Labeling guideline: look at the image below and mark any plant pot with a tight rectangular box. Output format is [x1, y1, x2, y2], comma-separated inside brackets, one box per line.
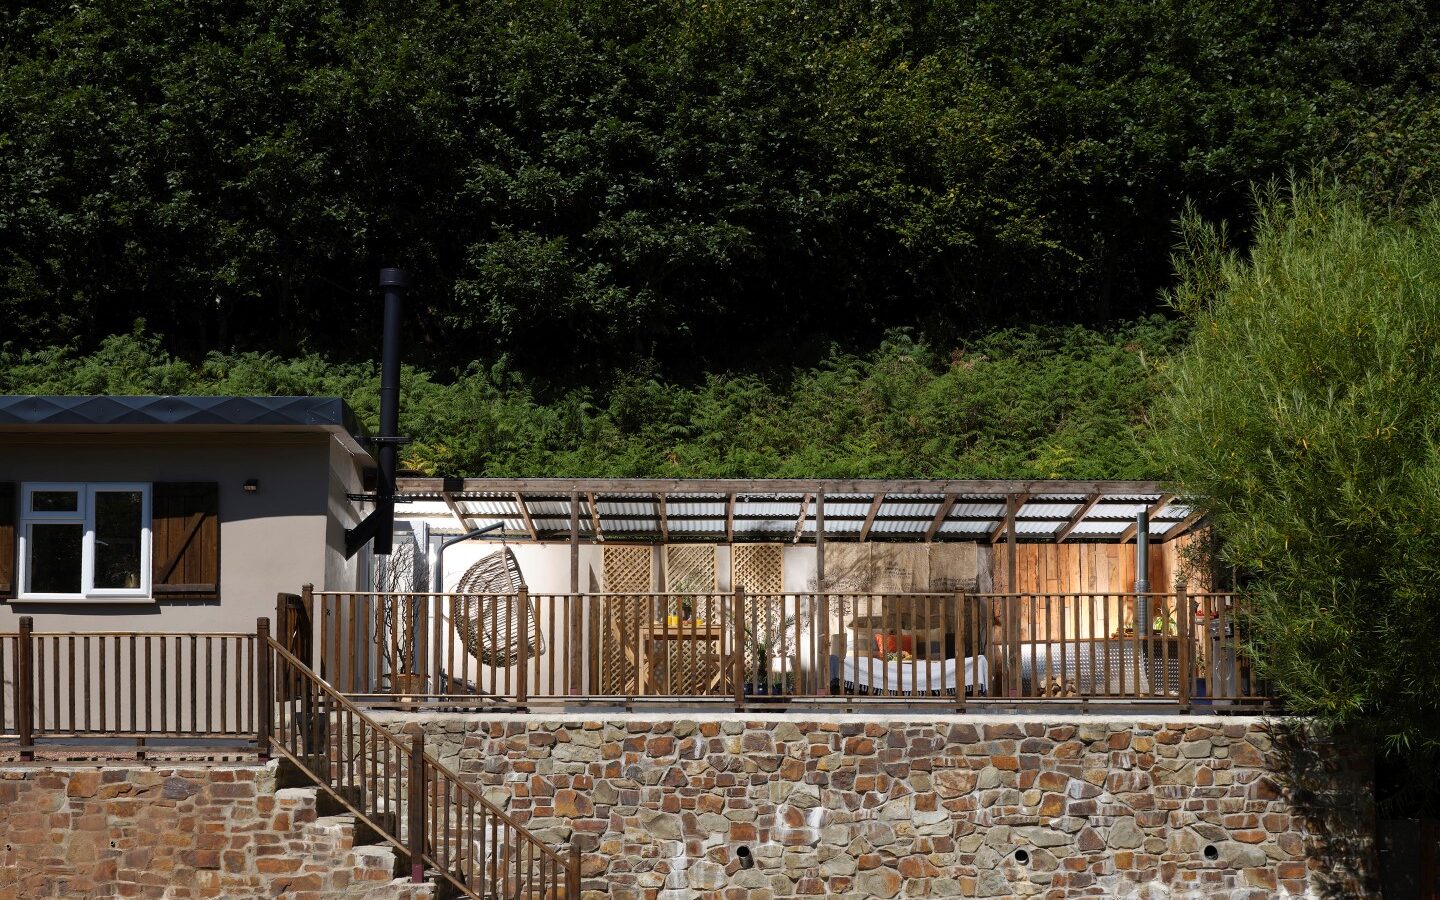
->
[1193, 677, 1211, 706]
[391, 673, 426, 710]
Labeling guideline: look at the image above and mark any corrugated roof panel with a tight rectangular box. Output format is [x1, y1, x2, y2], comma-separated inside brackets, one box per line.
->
[879, 501, 940, 518]
[521, 499, 572, 516]
[606, 518, 656, 531]
[735, 518, 795, 532]
[819, 502, 870, 517]
[670, 519, 722, 533]
[1150, 502, 1189, 521]
[597, 501, 654, 517]
[938, 521, 994, 535]
[872, 520, 927, 534]
[1016, 520, 1067, 535]
[1089, 502, 1149, 519]
[1072, 520, 1129, 535]
[952, 502, 1005, 518]
[462, 499, 517, 516]
[1022, 502, 1080, 519]
[822, 520, 861, 532]
[666, 501, 725, 516]
[735, 501, 802, 518]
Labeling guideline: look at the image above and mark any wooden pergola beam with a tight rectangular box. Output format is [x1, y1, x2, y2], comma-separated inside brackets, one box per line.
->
[398, 477, 1167, 496]
[440, 490, 473, 532]
[585, 492, 605, 542]
[1162, 508, 1206, 541]
[1055, 493, 1102, 544]
[654, 494, 669, 542]
[988, 492, 1031, 543]
[1119, 494, 1177, 543]
[725, 492, 736, 543]
[514, 492, 539, 541]
[924, 493, 959, 542]
[858, 493, 886, 542]
[793, 493, 812, 544]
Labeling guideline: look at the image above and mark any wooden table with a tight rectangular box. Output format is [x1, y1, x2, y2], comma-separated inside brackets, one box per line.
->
[636, 623, 728, 695]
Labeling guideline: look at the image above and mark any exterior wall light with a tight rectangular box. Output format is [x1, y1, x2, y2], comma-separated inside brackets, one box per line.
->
[243, 479, 259, 493]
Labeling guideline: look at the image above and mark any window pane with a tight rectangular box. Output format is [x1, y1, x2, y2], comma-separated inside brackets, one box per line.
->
[31, 490, 78, 512]
[95, 491, 144, 590]
[29, 523, 83, 593]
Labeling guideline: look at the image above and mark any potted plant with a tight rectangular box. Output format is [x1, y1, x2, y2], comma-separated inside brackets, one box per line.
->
[741, 613, 795, 698]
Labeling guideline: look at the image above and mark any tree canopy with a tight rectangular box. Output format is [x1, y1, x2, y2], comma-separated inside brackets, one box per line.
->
[1152, 185, 1440, 763]
[2, 1, 1436, 378]
[0, 317, 1181, 478]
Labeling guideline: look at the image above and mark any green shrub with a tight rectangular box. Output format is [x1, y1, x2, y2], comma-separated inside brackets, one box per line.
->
[1153, 184, 1440, 756]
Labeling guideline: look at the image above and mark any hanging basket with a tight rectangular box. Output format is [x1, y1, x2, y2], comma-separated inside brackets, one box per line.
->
[451, 547, 544, 668]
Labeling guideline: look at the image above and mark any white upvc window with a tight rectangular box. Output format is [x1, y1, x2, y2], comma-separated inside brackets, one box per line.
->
[17, 483, 152, 602]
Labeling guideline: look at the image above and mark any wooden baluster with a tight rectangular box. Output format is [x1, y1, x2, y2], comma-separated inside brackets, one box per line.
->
[16, 618, 33, 760]
[732, 588, 746, 712]
[408, 733, 425, 883]
[517, 587, 530, 710]
[258, 618, 273, 759]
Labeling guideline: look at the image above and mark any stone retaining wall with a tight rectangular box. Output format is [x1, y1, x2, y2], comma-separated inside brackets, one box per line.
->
[0, 763, 433, 899]
[381, 713, 1374, 899]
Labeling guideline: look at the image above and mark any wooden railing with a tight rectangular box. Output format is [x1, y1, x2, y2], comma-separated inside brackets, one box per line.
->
[310, 588, 1272, 710]
[2, 616, 258, 758]
[263, 633, 579, 898]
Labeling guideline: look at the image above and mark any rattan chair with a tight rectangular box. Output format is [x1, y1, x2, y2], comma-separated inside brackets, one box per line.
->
[450, 547, 544, 667]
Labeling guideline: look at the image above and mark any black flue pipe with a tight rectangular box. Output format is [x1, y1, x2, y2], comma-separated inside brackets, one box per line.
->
[1134, 508, 1150, 636]
[373, 268, 408, 556]
[344, 268, 410, 558]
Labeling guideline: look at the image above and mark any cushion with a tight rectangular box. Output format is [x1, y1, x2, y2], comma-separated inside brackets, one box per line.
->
[874, 632, 915, 655]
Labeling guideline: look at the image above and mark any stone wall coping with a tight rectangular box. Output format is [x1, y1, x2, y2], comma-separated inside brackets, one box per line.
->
[0, 761, 274, 774]
[364, 710, 1282, 726]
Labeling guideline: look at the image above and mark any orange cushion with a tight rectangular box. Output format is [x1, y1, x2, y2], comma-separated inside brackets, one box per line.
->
[873, 633, 915, 655]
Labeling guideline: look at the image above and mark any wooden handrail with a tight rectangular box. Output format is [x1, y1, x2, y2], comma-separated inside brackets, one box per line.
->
[264, 635, 577, 895]
[306, 589, 1273, 710]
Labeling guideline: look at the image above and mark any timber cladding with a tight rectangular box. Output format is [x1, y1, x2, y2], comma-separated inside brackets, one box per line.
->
[151, 482, 220, 599]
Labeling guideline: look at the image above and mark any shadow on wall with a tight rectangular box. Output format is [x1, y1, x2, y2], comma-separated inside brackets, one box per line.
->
[1269, 719, 1378, 898]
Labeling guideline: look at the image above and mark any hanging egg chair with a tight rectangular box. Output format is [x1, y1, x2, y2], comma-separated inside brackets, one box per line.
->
[451, 547, 544, 667]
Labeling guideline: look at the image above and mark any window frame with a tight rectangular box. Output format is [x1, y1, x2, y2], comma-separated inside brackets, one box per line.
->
[16, 482, 153, 603]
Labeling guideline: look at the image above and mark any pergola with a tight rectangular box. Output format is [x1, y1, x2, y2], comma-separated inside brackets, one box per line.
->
[395, 477, 1196, 543]
[392, 478, 1200, 592]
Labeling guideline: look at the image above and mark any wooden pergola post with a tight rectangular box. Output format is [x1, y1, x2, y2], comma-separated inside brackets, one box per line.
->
[569, 491, 581, 695]
[1006, 494, 1021, 697]
[815, 492, 827, 696]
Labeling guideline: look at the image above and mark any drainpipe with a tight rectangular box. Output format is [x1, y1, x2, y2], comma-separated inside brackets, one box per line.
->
[417, 523, 505, 674]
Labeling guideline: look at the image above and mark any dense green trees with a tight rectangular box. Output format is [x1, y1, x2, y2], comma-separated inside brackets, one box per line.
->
[1, 317, 1180, 478]
[1152, 186, 1440, 764]
[2, 2, 1436, 376]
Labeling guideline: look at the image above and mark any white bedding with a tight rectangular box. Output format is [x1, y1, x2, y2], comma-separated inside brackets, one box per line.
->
[840, 655, 988, 695]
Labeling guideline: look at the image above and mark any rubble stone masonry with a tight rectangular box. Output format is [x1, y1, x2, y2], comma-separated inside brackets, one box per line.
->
[381, 713, 1375, 899]
[0, 762, 433, 899]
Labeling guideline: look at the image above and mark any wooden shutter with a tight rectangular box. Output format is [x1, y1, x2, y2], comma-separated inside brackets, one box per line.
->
[0, 482, 14, 597]
[151, 483, 219, 599]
